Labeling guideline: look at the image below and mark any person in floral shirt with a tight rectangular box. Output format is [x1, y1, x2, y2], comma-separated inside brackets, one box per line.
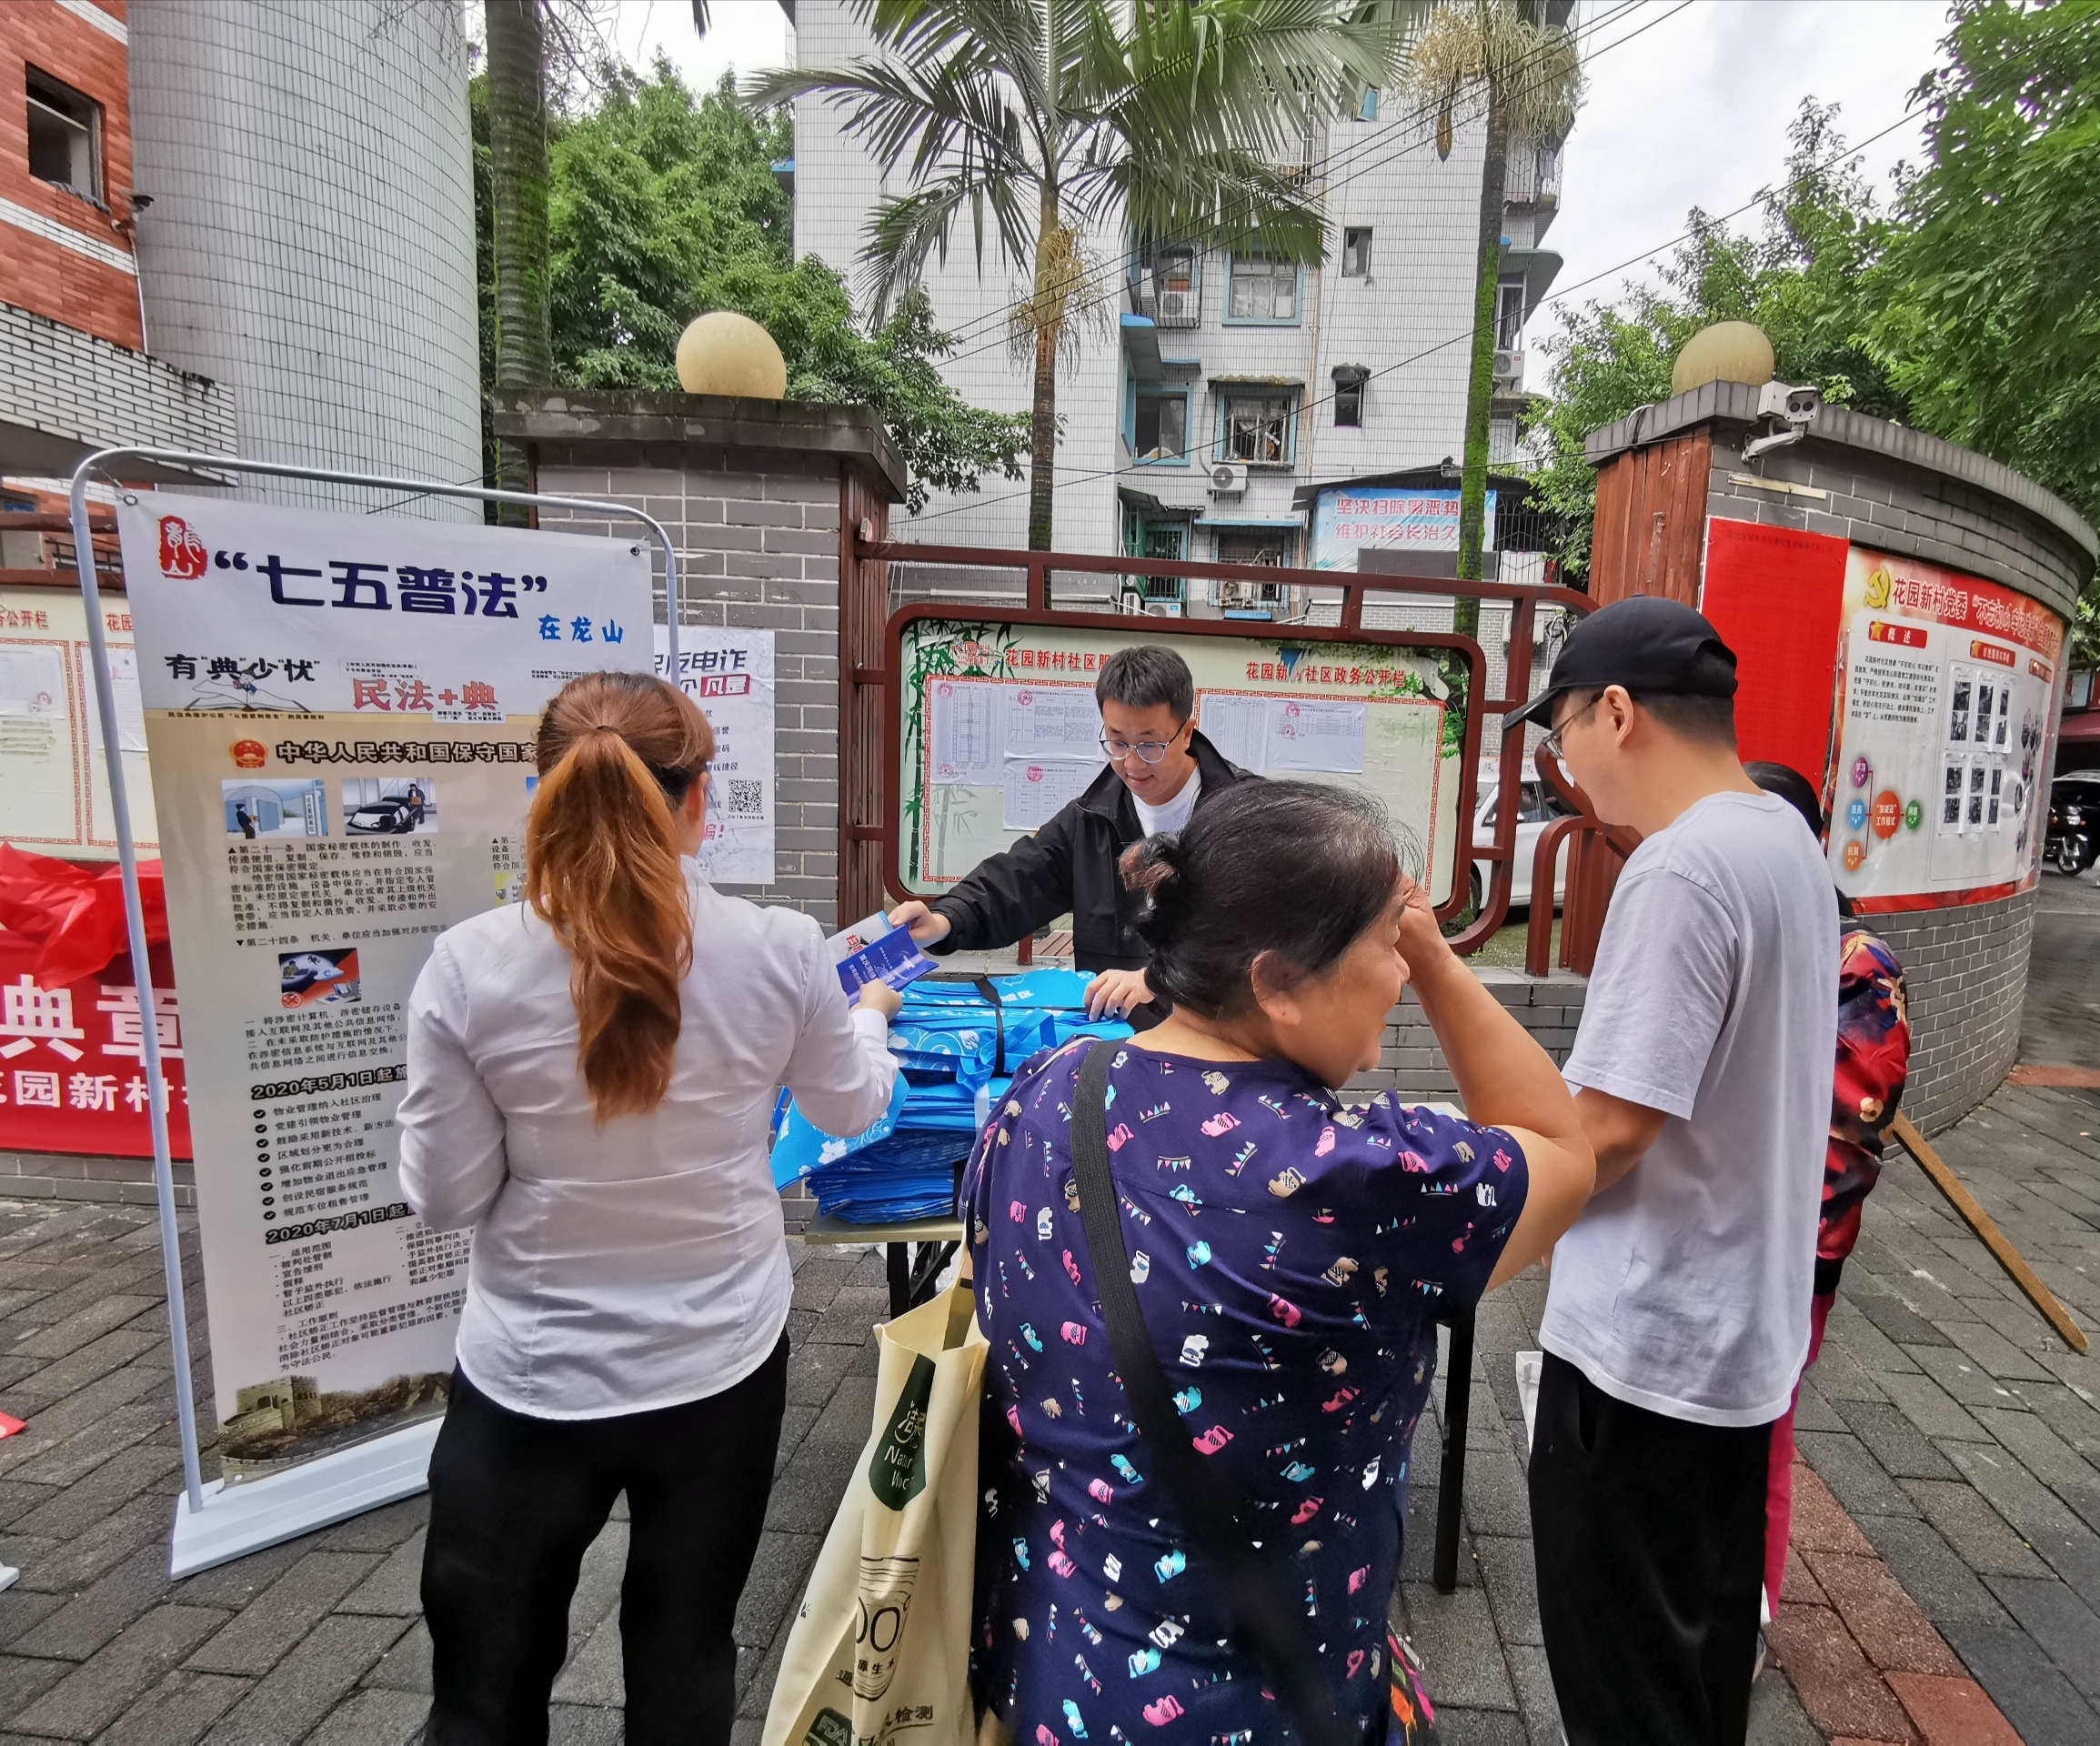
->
[961, 782, 1594, 1741]
[1748, 765, 1911, 1617]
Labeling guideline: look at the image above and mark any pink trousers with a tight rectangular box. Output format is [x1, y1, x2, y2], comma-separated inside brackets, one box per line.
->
[1764, 1289, 1836, 1610]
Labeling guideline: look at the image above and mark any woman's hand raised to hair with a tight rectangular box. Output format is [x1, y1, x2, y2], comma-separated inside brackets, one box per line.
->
[1392, 873, 1457, 988]
[857, 980, 903, 1022]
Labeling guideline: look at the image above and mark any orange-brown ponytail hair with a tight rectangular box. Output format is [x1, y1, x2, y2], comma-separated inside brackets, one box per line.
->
[525, 671, 713, 1121]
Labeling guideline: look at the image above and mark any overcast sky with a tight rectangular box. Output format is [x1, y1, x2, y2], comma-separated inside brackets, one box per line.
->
[599, 0, 1952, 356]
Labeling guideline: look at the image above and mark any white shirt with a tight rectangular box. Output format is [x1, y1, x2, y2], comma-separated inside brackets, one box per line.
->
[1542, 790, 1837, 1428]
[1132, 768, 1201, 837]
[398, 866, 897, 1420]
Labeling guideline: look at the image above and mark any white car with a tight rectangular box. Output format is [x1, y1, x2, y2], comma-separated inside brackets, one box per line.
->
[1469, 770, 1573, 914]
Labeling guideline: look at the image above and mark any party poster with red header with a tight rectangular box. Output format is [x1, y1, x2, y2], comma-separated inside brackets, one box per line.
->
[1826, 547, 2065, 910]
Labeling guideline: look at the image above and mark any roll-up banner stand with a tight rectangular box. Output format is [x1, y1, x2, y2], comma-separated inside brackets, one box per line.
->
[69, 450, 682, 1577]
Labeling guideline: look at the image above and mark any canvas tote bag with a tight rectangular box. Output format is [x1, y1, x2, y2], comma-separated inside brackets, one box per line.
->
[764, 1281, 987, 1746]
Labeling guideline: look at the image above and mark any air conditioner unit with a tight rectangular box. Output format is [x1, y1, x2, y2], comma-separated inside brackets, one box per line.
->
[1209, 462, 1248, 496]
[1157, 288, 1193, 322]
[1492, 348, 1522, 388]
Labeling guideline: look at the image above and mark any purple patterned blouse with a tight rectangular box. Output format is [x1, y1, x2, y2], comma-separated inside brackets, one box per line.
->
[961, 1037, 1530, 1741]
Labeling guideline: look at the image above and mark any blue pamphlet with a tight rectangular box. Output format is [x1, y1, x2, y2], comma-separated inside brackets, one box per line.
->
[829, 910, 938, 998]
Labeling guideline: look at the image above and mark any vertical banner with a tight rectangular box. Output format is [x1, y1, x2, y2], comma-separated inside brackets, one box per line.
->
[117, 496, 651, 1476]
[653, 625, 776, 887]
[1826, 546, 2065, 910]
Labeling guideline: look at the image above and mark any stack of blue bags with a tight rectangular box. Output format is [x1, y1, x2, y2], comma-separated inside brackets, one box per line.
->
[771, 968, 1134, 1223]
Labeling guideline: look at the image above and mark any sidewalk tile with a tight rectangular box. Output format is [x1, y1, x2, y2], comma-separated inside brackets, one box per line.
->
[183, 1550, 381, 1677]
[1875, 1370, 1991, 1444]
[1763, 1602, 1914, 1742]
[196, 1613, 407, 1745]
[1983, 1574, 2100, 1701]
[336, 1528, 427, 1618]
[1397, 1582, 1516, 1711]
[1789, 1464, 1877, 1558]
[1901, 1479, 2054, 1578]
[1795, 1432, 1916, 1519]
[15, 1605, 227, 1741]
[1800, 1552, 1964, 1676]
[298, 1685, 429, 1746]
[1472, 1535, 1542, 1648]
[1856, 1515, 2011, 1624]
[1884, 1672, 2021, 1746]
[96, 1669, 249, 1746]
[1938, 1621, 2100, 1746]
[1829, 1400, 1961, 1481]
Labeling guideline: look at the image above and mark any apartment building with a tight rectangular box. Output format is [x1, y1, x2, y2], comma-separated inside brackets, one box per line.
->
[1, 0, 481, 546]
[785, 0, 1567, 606]
[1, 0, 231, 557]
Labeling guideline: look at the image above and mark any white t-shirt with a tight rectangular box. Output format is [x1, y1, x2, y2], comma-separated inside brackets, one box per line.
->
[1542, 790, 1838, 1428]
[1132, 768, 1201, 837]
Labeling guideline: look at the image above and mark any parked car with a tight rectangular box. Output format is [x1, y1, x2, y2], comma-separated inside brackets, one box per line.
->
[2045, 771, 2100, 875]
[1469, 769, 1574, 914]
[346, 795, 423, 835]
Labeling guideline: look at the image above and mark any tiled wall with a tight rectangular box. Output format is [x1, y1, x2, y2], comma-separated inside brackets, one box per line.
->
[0, 296, 231, 458]
[532, 446, 847, 927]
[1353, 968, 1588, 1104]
[1874, 888, 2036, 1137]
[126, 0, 480, 517]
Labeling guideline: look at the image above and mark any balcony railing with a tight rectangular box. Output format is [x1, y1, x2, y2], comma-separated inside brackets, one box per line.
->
[1503, 144, 1562, 208]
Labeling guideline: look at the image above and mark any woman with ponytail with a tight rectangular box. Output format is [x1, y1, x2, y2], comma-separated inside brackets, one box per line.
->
[399, 671, 899, 1746]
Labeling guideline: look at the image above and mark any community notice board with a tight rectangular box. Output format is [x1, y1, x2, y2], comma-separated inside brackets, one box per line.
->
[117, 495, 651, 1476]
[898, 618, 1470, 907]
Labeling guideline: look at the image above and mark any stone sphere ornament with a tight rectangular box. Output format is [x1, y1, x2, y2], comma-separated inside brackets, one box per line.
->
[675, 311, 788, 399]
[1671, 321, 1776, 395]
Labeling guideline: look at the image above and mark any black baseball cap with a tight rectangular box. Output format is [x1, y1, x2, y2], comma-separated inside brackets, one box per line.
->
[1506, 594, 1739, 731]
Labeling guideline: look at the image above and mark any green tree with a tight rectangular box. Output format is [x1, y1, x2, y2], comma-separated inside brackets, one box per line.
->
[475, 62, 1030, 515]
[1400, 0, 1583, 621]
[759, 0, 1414, 548]
[1869, 0, 2100, 535]
[1523, 100, 1902, 580]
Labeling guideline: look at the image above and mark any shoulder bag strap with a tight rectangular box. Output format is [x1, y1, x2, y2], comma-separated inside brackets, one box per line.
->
[1069, 1040, 1351, 1746]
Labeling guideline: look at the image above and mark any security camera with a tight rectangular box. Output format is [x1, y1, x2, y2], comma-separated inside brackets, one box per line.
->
[1743, 380, 1822, 459]
[1756, 380, 1822, 427]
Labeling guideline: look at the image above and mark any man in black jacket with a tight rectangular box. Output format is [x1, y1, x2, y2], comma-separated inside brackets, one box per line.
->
[888, 646, 1256, 1021]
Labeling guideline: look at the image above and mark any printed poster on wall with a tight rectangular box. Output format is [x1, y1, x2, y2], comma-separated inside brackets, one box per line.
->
[653, 625, 775, 887]
[1827, 546, 2065, 911]
[116, 493, 651, 1474]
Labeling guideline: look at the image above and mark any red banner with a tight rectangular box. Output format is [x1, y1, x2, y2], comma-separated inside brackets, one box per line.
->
[0, 848, 188, 1159]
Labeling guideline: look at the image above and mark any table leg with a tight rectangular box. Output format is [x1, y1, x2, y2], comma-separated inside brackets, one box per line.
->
[886, 1242, 909, 1319]
[1432, 1303, 1475, 1594]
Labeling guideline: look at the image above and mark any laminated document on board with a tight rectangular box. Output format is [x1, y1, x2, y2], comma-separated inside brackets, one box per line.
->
[1004, 682, 1101, 759]
[1003, 756, 1100, 830]
[1263, 699, 1367, 773]
[927, 678, 1004, 786]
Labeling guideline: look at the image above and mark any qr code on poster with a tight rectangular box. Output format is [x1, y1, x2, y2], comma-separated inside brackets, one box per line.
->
[724, 779, 765, 819]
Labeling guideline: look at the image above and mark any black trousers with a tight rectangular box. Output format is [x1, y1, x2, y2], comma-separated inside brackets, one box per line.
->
[1528, 1351, 1773, 1746]
[421, 1335, 789, 1746]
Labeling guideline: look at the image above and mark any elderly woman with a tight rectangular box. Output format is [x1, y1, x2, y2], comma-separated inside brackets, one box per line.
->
[960, 780, 1593, 1741]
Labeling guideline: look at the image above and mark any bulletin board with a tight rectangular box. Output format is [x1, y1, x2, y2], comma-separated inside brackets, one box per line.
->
[0, 584, 157, 859]
[890, 613, 1476, 908]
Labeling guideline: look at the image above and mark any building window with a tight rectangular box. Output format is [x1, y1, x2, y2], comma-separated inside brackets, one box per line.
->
[1356, 87, 1380, 122]
[1495, 278, 1527, 351]
[1333, 379, 1364, 427]
[1130, 387, 1190, 464]
[1341, 228, 1372, 278]
[1134, 245, 1200, 326]
[1226, 256, 1299, 324]
[25, 69, 102, 204]
[1219, 390, 1296, 465]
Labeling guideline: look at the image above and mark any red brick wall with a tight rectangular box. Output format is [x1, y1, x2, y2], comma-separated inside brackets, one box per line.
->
[0, 1, 141, 350]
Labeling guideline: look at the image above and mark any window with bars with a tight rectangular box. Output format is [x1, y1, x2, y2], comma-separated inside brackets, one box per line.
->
[1219, 391, 1296, 465]
[1226, 256, 1299, 323]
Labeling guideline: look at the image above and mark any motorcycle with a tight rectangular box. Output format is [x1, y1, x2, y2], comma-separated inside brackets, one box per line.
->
[2045, 775, 2099, 875]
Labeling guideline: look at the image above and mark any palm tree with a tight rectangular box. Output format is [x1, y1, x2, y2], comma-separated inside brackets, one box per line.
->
[1403, 0, 1581, 617]
[759, 0, 1416, 549]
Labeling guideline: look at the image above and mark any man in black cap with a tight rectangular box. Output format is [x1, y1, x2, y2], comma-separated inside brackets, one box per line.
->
[1511, 596, 1838, 1744]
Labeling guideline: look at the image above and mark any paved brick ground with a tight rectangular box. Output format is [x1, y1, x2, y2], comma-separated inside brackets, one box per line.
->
[0, 873, 2088, 1742]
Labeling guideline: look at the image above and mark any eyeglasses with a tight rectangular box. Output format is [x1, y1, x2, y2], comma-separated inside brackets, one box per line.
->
[1100, 734, 1178, 765]
[1540, 695, 1603, 766]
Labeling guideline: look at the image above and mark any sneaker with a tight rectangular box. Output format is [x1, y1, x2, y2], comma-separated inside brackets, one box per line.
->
[1752, 1628, 1770, 1683]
